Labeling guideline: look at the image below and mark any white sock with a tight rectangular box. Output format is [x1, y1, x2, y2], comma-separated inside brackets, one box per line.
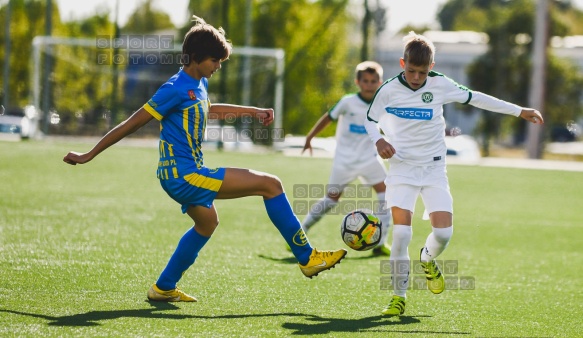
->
[390, 224, 412, 297]
[375, 191, 391, 247]
[301, 197, 338, 231]
[421, 226, 453, 262]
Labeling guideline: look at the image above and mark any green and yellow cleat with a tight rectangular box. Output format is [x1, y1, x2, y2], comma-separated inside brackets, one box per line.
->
[382, 295, 406, 316]
[371, 243, 391, 257]
[299, 248, 347, 278]
[420, 248, 445, 294]
[147, 284, 197, 302]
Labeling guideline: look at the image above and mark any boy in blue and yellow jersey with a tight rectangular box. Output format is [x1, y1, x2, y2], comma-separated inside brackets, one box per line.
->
[64, 15, 346, 302]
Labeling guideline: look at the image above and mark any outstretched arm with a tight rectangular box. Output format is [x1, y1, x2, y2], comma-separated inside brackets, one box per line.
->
[469, 91, 545, 124]
[209, 103, 274, 126]
[63, 108, 154, 165]
[302, 114, 333, 156]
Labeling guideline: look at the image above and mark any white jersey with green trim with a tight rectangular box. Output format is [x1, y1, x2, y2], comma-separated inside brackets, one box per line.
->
[329, 93, 379, 168]
[366, 71, 522, 165]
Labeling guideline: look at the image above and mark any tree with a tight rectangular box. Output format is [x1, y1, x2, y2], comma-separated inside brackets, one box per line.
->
[439, 0, 583, 154]
[52, 14, 116, 134]
[438, 0, 583, 34]
[122, 0, 175, 33]
[182, 0, 355, 136]
[0, 0, 59, 108]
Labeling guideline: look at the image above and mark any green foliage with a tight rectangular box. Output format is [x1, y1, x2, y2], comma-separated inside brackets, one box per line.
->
[183, 0, 356, 136]
[543, 55, 583, 125]
[255, 0, 354, 136]
[444, 0, 583, 150]
[50, 17, 117, 135]
[0, 0, 176, 133]
[0, 0, 59, 107]
[1, 140, 582, 336]
[438, 0, 576, 34]
[398, 24, 433, 35]
[122, 0, 175, 33]
[1, 0, 363, 137]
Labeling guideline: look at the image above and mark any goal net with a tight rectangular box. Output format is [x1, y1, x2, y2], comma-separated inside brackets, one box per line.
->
[31, 35, 284, 144]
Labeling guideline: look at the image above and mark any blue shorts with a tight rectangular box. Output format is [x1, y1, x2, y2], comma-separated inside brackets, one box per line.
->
[160, 167, 226, 213]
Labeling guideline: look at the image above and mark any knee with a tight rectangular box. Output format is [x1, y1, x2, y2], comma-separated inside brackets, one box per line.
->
[195, 219, 220, 237]
[433, 226, 453, 244]
[263, 173, 284, 197]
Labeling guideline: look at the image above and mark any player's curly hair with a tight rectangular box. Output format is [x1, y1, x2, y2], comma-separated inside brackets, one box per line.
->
[181, 15, 232, 65]
[402, 31, 435, 67]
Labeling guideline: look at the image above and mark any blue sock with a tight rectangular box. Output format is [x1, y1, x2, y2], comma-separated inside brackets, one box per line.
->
[156, 227, 210, 291]
[264, 193, 313, 265]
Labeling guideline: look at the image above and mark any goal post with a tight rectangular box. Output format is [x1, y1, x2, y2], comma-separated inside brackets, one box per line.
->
[31, 35, 285, 139]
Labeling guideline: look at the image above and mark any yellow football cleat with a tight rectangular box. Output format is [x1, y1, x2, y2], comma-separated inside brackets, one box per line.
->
[371, 243, 391, 257]
[147, 284, 197, 302]
[420, 248, 445, 294]
[299, 248, 347, 278]
[382, 295, 406, 316]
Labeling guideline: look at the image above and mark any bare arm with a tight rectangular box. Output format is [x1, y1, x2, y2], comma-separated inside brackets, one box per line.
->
[209, 103, 274, 126]
[302, 114, 333, 156]
[63, 108, 154, 165]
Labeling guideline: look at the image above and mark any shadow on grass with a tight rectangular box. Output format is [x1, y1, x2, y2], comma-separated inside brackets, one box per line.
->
[257, 254, 298, 264]
[0, 305, 470, 335]
[282, 314, 471, 335]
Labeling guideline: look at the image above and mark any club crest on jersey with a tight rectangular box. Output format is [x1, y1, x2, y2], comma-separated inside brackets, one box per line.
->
[188, 90, 197, 100]
[422, 92, 433, 103]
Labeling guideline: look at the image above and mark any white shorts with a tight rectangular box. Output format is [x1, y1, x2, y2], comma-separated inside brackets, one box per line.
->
[385, 160, 453, 214]
[327, 156, 387, 194]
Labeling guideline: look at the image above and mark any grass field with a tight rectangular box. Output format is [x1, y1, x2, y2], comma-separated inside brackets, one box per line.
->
[1, 139, 582, 337]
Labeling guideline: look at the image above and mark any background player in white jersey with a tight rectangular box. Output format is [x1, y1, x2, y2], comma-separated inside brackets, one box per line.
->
[301, 61, 391, 256]
[364, 32, 544, 316]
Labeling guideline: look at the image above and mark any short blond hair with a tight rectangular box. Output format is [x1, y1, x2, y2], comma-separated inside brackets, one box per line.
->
[355, 61, 383, 81]
[402, 31, 435, 66]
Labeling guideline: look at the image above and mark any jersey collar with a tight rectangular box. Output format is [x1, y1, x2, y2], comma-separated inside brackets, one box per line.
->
[357, 92, 372, 104]
[398, 71, 427, 92]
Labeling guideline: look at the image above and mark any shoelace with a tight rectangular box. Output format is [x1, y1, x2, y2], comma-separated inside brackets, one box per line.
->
[312, 249, 332, 258]
[423, 261, 438, 279]
[389, 297, 404, 308]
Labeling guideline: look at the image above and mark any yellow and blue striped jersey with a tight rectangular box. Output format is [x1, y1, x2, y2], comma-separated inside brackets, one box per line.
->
[143, 69, 210, 179]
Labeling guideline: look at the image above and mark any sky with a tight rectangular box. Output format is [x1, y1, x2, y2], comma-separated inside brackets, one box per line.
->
[54, 0, 583, 33]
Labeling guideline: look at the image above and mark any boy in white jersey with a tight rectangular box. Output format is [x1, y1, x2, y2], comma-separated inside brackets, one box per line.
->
[301, 61, 391, 256]
[364, 32, 544, 316]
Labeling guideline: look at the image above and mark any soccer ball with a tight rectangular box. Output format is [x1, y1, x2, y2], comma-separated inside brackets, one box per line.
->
[340, 209, 382, 251]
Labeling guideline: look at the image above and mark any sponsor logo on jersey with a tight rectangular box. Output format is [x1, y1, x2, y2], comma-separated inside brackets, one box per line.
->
[422, 92, 433, 103]
[385, 107, 433, 120]
[188, 89, 197, 100]
[349, 124, 367, 134]
[292, 228, 308, 246]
